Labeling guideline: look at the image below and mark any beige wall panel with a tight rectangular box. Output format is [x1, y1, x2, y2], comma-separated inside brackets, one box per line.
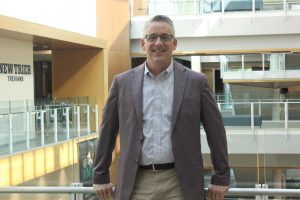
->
[52, 49, 106, 121]
[96, 0, 131, 88]
[202, 69, 214, 92]
[96, 0, 131, 184]
[23, 152, 35, 182]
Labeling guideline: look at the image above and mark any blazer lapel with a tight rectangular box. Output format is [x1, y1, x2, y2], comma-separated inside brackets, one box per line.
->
[132, 64, 145, 128]
[171, 61, 188, 133]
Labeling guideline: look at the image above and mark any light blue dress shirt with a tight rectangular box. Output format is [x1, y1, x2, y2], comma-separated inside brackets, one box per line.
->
[140, 61, 175, 165]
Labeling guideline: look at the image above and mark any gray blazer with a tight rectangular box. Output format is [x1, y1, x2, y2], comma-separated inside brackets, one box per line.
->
[93, 61, 230, 200]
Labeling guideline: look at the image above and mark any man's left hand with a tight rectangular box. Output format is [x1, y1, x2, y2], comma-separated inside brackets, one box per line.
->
[207, 184, 229, 200]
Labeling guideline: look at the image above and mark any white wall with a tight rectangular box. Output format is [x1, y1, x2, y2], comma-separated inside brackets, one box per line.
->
[201, 129, 300, 154]
[0, 0, 96, 36]
[0, 37, 34, 101]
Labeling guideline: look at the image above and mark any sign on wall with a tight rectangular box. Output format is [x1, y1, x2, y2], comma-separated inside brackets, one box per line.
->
[0, 63, 31, 81]
[0, 37, 34, 101]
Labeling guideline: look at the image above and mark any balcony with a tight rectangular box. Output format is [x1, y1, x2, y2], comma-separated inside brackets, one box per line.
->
[0, 97, 99, 156]
[131, 0, 300, 16]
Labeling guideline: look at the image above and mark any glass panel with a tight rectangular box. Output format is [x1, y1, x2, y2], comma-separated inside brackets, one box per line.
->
[12, 112, 27, 153]
[44, 109, 55, 145]
[227, 55, 243, 72]
[0, 101, 10, 114]
[285, 52, 300, 70]
[201, 0, 222, 13]
[0, 98, 97, 155]
[79, 105, 89, 137]
[29, 111, 42, 148]
[263, 54, 271, 71]
[262, 128, 300, 193]
[57, 107, 69, 141]
[0, 114, 10, 156]
[70, 106, 79, 139]
[10, 100, 27, 113]
[173, 0, 201, 15]
[261, 0, 284, 11]
[90, 105, 97, 133]
[230, 167, 259, 188]
[286, 102, 300, 129]
[287, 0, 300, 10]
[244, 54, 263, 71]
[224, 0, 258, 12]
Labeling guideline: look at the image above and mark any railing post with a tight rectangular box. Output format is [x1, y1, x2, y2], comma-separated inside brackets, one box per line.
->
[262, 184, 269, 200]
[36, 110, 45, 146]
[242, 54, 245, 71]
[26, 111, 30, 149]
[259, 101, 262, 116]
[94, 105, 99, 133]
[85, 105, 90, 134]
[251, 103, 255, 139]
[40, 111, 45, 145]
[262, 54, 265, 72]
[9, 114, 13, 154]
[76, 106, 80, 137]
[285, 101, 288, 139]
[255, 184, 261, 200]
[51, 109, 58, 142]
[70, 183, 83, 200]
[63, 107, 70, 140]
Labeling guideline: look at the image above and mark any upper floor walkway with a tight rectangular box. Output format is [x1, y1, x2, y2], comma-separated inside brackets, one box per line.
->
[130, 0, 300, 56]
[131, 0, 300, 16]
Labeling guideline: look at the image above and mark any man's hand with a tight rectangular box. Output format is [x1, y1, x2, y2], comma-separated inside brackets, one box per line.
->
[93, 183, 115, 200]
[207, 184, 229, 200]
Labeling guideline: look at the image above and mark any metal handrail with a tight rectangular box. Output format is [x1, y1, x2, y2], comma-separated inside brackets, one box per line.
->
[0, 187, 300, 196]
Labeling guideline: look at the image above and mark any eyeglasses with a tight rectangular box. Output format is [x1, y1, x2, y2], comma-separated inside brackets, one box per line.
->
[144, 34, 174, 42]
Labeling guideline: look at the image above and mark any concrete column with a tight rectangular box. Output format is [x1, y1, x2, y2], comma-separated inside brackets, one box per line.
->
[191, 56, 201, 73]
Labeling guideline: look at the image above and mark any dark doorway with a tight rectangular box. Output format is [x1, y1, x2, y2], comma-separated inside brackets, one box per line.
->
[34, 61, 52, 104]
[215, 70, 224, 95]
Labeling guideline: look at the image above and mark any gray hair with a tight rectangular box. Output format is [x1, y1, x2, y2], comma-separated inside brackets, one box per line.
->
[143, 15, 175, 37]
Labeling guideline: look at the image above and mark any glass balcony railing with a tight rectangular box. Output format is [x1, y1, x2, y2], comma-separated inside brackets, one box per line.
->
[215, 100, 300, 129]
[219, 52, 300, 79]
[0, 99, 99, 157]
[131, 0, 300, 16]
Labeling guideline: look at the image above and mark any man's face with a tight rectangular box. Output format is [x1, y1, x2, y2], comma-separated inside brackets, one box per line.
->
[140, 22, 177, 68]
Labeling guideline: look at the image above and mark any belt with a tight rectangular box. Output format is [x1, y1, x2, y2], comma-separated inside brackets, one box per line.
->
[139, 163, 175, 171]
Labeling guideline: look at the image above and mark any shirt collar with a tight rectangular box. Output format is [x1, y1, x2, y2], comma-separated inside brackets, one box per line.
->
[144, 60, 174, 79]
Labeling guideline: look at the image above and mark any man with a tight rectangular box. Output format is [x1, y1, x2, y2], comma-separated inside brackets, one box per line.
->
[93, 15, 230, 200]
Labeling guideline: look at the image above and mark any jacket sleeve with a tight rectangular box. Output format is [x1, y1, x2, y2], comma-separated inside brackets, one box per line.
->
[93, 77, 119, 184]
[200, 75, 230, 186]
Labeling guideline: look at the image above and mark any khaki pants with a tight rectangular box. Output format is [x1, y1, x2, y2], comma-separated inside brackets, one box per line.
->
[130, 168, 185, 200]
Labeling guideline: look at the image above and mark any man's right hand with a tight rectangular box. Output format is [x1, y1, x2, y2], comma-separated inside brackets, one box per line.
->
[93, 183, 115, 200]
